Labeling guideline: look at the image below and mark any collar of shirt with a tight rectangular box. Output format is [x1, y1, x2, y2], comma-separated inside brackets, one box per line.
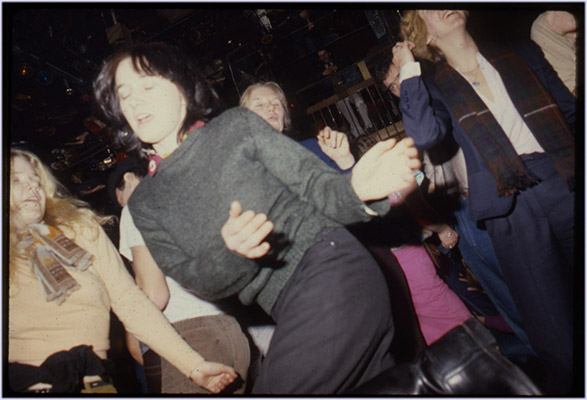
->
[148, 120, 206, 176]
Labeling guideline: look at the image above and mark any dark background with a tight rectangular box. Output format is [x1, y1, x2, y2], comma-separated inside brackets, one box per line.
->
[4, 3, 583, 393]
[5, 4, 582, 217]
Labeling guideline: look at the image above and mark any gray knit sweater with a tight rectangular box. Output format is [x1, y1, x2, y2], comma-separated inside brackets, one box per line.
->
[129, 107, 390, 314]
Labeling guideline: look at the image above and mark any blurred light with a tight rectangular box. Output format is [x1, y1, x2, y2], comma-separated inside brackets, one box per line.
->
[18, 63, 31, 77]
[64, 79, 73, 96]
[15, 93, 32, 101]
[82, 94, 91, 102]
[37, 70, 53, 85]
[227, 40, 232, 44]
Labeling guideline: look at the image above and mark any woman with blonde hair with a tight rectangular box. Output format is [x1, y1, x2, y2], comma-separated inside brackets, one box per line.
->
[8, 148, 237, 394]
[392, 9, 575, 395]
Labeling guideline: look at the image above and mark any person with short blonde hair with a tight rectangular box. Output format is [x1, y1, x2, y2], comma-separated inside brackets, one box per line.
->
[239, 81, 291, 132]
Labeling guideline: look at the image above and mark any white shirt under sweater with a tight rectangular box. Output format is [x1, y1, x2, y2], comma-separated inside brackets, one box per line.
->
[119, 205, 274, 355]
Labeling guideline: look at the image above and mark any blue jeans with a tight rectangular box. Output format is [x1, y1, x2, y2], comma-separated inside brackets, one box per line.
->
[453, 197, 535, 358]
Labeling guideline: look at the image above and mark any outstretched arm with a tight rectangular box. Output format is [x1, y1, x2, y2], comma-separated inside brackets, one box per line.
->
[91, 224, 238, 392]
[190, 362, 239, 394]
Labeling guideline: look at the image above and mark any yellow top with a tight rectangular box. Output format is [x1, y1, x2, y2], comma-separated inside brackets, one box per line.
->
[8, 221, 204, 377]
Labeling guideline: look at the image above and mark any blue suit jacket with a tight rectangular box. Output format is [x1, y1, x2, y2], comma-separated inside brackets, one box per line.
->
[400, 41, 575, 221]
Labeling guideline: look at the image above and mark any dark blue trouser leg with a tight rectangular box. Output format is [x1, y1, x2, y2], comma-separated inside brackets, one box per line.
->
[454, 197, 535, 357]
[485, 153, 574, 394]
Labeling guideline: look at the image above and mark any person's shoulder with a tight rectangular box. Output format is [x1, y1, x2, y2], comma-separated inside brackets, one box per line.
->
[214, 106, 253, 122]
[204, 107, 262, 132]
[531, 11, 549, 33]
[299, 137, 318, 148]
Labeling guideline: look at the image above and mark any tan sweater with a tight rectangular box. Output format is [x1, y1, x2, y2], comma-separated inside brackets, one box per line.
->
[8, 222, 204, 378]
[531, 12, 576, 93]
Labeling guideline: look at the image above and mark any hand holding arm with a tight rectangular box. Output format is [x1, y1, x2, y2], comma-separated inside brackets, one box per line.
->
[351, 137, 421, 202]
[190, 361, 238, 394]
[221, 201, 274, 259]
[317, 127, 356, 170]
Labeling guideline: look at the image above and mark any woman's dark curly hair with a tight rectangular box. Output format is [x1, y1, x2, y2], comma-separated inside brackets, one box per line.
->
[93, 42, 222, 155]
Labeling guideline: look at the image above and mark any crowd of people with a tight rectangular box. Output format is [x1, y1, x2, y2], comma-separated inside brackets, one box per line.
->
[8, 8, 576, 396]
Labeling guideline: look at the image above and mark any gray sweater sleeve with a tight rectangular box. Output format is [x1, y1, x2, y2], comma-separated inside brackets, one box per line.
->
[237, 108, 391, 221]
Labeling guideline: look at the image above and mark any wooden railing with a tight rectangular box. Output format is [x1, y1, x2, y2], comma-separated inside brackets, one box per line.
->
[304, 61, 406, 144]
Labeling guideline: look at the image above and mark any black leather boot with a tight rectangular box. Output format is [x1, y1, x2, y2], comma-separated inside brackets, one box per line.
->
[351, 318, 542, 395]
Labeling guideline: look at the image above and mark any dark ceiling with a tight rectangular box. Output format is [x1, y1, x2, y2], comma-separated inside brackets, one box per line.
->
[7, 6, 363, 146]
[5, 4, 583, 215]
[7, 5, 381, 214]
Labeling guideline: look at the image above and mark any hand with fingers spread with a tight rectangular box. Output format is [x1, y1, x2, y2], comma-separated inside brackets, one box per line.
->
[392, 40, 416, 68]
[351, 137, 421, 202]
[221, 201, 274, 259]
[190, 361, 238, 394]
[317, 127, 356, 170]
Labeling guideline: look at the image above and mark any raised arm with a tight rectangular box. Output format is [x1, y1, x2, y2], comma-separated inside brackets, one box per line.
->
[316, 127, 356, 170]
[393, 40, 454, 149]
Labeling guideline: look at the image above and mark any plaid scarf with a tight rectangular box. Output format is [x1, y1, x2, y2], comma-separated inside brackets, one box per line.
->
[20, 224, 94, 305]
[432, 43, 575, 197]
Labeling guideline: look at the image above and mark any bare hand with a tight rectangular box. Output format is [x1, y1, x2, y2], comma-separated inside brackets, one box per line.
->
[351, 137, 421, 202]
[221, 201, 274, 259]
[438, 226, 459, 249]
[190, 361, 238, 394]
[317, 127, 355, 170]
[392, 40, 416, 68]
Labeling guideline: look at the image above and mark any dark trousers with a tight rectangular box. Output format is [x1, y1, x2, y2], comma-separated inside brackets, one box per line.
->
[454, 196, 534, 358]
[252, 227, 395, 394]
[484, 153, 575, 394]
